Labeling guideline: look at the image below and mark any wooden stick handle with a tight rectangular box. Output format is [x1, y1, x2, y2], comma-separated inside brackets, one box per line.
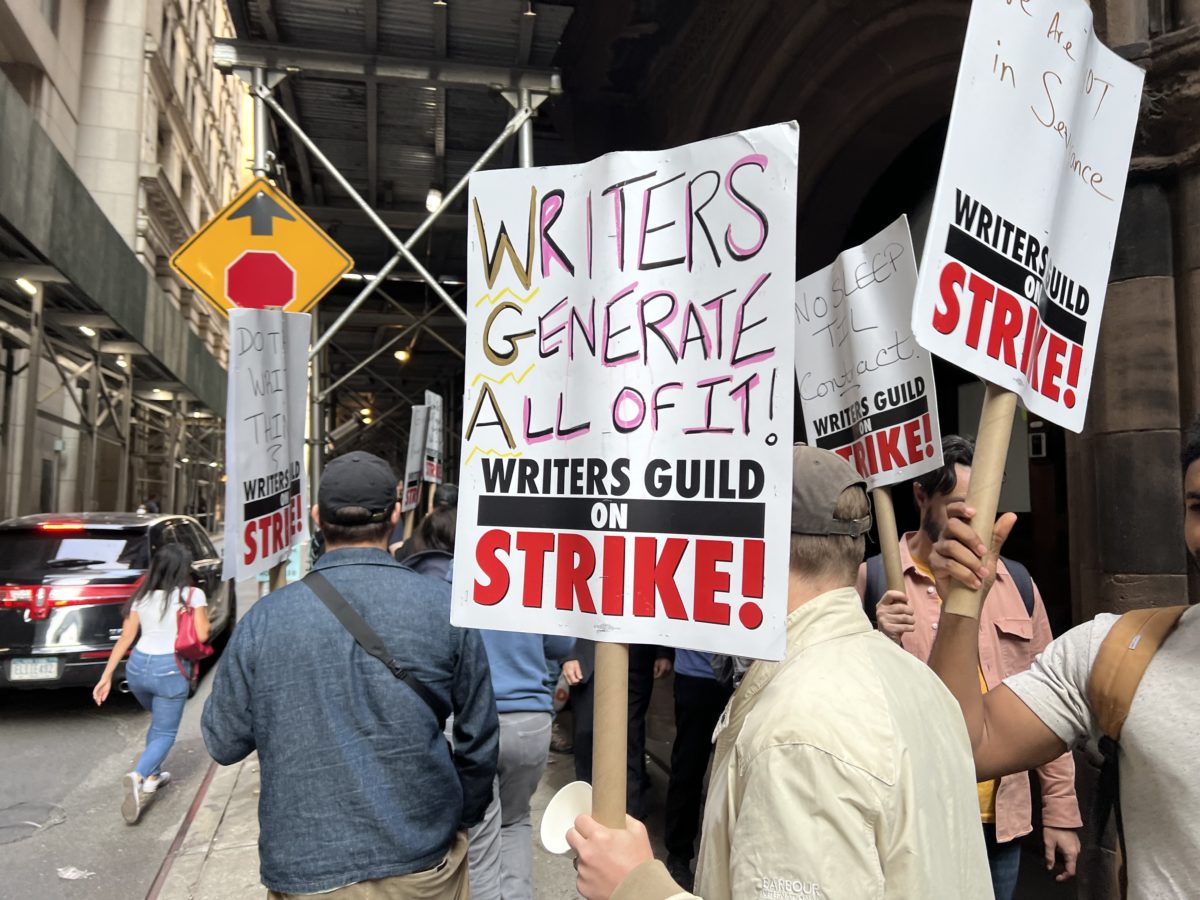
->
[942, 383, 1018, 618]
[591, 642, 629, 828]
[268, 560, 287, 591]
[402, 508, 416, 540]
[871, 486, 906, 593]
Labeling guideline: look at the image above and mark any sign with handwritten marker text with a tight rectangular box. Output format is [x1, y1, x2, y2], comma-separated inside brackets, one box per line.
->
[454, 123, 799, 661]
[795, 216, 942, 489]
[912, 0, 1142, 432]
[402, 405, 429, 512]
[222, 309, 309, 581]
[424, 391, 444, 484]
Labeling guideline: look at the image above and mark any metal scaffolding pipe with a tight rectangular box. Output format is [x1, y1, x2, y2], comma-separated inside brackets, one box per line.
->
[252, 68, 268, 177]
[17, 285, 44, 515]
[256, 87, 469, 333]
[518, 88, 534, 168]
[216, 39, 563, 94]
[317, 306, 439, 402]
[259, 93, 534, 359]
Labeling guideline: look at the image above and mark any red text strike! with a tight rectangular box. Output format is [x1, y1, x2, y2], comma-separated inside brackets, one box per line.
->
[935, 262, 1084, 408]
[473, 530, 766, 630]
[835, 413, 935, 478]
[243, 495, 304, 565]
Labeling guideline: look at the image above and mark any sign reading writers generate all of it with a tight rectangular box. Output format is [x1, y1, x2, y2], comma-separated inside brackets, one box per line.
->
[453, 123, 799, 661]
[912, 0, 1142, 432]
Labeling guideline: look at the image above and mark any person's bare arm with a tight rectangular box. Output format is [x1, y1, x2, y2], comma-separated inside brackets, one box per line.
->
[927, 506, 1068, 781]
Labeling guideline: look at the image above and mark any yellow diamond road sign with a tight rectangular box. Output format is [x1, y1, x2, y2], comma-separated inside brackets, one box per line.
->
[170, 177, 353, 317]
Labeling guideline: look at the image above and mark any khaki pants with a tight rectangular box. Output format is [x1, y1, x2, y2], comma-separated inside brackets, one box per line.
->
[268, 833, 469, 900]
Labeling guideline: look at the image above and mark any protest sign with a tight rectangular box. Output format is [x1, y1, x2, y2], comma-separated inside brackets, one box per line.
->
[795, 216, 942, 489]
[912, 0, 1142, 433]
[222, 309, 309, 581]
[453, 122, 799, 662]
[423, 390, 444, 484]
[401, 405, 429, 513]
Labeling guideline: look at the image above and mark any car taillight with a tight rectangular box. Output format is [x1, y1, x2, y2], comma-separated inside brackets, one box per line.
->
[0, 579, 143, 619]
[37, 521, 85, 531]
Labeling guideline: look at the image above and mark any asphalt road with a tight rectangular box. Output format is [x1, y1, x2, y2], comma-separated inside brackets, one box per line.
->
[0, 577, 260, 900]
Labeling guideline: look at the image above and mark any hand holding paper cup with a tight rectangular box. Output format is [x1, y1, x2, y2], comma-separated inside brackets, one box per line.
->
[541, 780, 593, 854]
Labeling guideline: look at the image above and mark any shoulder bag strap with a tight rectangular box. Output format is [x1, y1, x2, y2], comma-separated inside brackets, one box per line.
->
[1000, 557, 1035, 618]
[303, 571, 448, 727]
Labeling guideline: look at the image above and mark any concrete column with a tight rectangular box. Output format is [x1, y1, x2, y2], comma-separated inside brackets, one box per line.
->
[17, 285, 44, 516]
[1068, 182, 1189, 619]
[1176, 169, 1200, 602]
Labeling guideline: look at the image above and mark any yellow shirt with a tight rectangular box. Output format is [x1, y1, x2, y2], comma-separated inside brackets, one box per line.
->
[912, 560, 998, 823]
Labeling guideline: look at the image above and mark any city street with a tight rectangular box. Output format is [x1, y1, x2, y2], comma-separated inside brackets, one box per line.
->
[0, 577, 258, 900]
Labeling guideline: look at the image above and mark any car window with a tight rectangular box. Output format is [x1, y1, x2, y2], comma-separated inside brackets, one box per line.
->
[0, 529, 150, 574]
[180, 522, 213, 560]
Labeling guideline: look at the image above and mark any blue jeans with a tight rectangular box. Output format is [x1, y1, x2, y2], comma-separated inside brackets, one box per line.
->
[125, 650, 189, 778]
[982, 823, 1022, 900]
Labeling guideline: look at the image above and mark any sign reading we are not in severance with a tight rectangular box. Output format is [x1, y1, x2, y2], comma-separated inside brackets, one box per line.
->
[454, 124, 799, 660]
[913, 0, 1142, 431]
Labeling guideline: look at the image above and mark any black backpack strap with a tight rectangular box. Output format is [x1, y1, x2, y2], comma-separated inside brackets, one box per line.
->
[863, 554, 886, 625]
[1001, 557, 1035, 618]
[303, 571, 448, 727]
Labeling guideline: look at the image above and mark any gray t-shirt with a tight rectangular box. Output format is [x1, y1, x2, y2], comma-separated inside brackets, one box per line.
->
[1004, 607, 1198, 900]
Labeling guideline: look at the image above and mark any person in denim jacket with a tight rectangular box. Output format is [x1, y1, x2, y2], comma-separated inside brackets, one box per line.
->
[202, 452, 498, 898]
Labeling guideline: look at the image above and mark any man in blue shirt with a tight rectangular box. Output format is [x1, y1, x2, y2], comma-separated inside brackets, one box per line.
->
[202, 452, 498, 897]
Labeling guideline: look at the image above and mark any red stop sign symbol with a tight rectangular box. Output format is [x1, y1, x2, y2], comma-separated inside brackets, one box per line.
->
[224, 251, 296, 309]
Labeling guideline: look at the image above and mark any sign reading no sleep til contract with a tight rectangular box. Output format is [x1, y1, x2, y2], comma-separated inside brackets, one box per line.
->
[453, 123, 799, 661]
[912, 0, 1142, 432]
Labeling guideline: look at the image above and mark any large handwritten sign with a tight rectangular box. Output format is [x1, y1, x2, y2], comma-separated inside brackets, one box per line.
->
[222, 309, 309, 581]
[912, 0, 1142, 431]
[795, 216, 942, 489]
[453, 124, 799, 660]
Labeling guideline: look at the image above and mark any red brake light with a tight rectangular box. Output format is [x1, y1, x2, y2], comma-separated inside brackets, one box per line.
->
[38, 521, 85, 532]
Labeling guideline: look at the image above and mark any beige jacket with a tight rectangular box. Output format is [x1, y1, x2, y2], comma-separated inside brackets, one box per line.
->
[614, 587, 992, 900]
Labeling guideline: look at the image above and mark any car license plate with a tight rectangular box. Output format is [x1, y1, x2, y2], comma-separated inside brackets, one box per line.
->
[9, 657, 60, 681]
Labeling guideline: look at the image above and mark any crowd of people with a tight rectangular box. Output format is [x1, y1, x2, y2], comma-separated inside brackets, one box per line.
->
[184, 412, 1199, 899]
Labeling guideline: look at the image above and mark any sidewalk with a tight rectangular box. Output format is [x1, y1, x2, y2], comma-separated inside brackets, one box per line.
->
[156, 748, 670, 900]
[156, 680, 677, 900]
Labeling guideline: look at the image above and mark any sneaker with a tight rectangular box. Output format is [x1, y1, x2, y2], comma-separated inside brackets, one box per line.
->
[143, 772, 171, 793]
[121, 773, 143, 824]
[666, 855, 694, 892]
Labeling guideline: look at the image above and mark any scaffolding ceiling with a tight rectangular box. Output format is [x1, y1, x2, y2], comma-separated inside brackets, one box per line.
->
[223, 0, 577, 459]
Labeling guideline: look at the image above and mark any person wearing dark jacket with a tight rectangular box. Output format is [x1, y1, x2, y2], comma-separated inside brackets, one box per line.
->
[202, 452, 498, 898]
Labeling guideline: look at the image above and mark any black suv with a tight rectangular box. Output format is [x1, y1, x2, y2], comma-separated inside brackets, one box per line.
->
[0, 513, 235, 690]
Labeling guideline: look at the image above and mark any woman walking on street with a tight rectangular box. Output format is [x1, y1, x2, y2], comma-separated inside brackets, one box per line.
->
[93, 543, 209, 824]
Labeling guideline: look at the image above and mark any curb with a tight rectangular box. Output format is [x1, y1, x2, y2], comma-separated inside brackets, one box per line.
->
[144, 760, 219, 900]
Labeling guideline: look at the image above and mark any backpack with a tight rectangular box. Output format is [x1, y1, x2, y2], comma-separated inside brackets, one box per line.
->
[862, 553, 1035, 624]
[1084, 605, 1187, 897]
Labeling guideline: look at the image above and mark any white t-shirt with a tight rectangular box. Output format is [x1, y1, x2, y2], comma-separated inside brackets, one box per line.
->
[134, 587, 207, 655]
[1005, 607, 1199, 900]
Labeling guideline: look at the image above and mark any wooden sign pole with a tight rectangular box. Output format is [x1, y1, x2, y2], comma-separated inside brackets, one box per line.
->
[268, 560, 287, 591]
[942, 382, 1018, 618]
[870, 486, 906, 592]
[427, 483, 438, 515]
[591, 641, 629, 828]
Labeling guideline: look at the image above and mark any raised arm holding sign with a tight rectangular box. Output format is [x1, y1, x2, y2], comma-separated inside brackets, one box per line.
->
[911, 0, 1143, 619]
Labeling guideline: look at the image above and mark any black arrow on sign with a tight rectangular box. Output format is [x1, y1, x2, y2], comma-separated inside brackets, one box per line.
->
[228, 190, 296, 236]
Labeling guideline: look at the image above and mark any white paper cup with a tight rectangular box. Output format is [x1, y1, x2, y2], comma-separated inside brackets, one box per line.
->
[540, 780, 593, 854]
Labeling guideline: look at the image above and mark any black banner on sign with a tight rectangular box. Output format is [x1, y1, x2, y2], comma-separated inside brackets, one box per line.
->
[945, 226, 1037, 299]
[244, 477, 303, 521]
[477, 495, 765, 539]
[813, 395, 931, 451]
[1037, 290, 1087, 345]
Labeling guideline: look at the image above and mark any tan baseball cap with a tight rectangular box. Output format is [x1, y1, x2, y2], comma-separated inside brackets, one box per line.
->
[791, 444, 872, 537]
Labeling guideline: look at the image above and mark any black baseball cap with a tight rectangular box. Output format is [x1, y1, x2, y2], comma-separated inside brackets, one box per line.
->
[791, 444, 872, 537]
[319, 451, 398, 525]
